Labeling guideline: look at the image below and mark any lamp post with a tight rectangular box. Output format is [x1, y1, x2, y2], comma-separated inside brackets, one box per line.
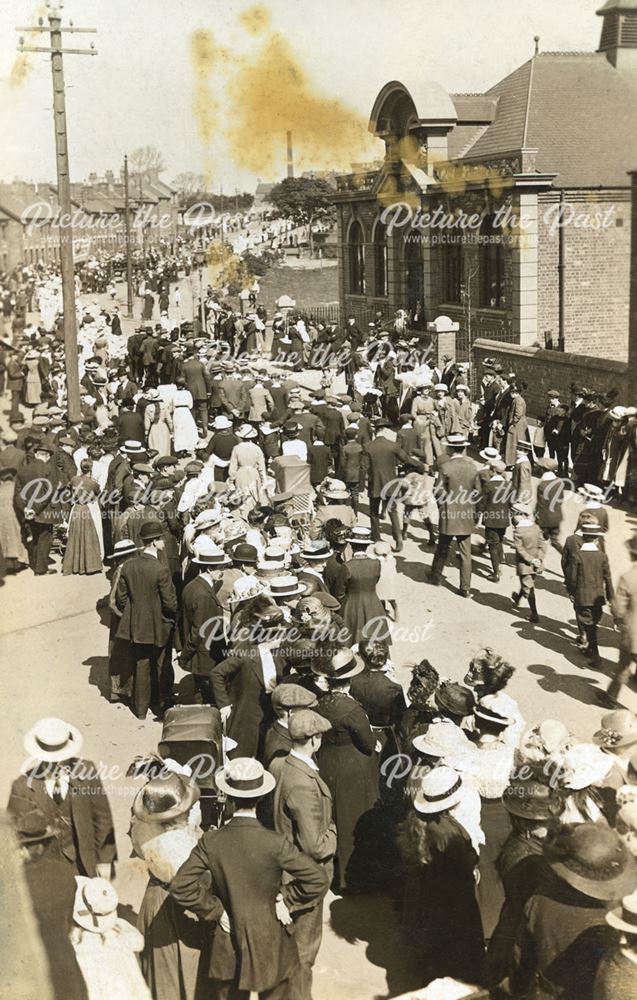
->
[194, 248, 206, 335]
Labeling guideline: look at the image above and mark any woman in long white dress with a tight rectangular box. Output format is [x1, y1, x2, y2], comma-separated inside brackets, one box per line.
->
[168, 384, 198, 455]
[145, 393, 173, 457]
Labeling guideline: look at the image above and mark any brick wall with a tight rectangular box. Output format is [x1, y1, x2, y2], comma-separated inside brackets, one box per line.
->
[472, 337, 629, 419]
[537, 190, 631, 359]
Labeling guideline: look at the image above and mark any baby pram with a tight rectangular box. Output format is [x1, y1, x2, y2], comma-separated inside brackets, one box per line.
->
[158, 705, 226, 829]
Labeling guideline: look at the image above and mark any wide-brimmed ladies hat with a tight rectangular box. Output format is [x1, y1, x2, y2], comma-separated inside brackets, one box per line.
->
[193, 508, 223, 532]
[73, 877, 119, 933]
[215, 757, 275, 798]
[213, 415, 233, 430]
[319, 477, 350, 501]
[435, 681, 475, 719]
[106, 539, 138, 561]
[236, 423, 257, 440]
[24, 717, 83, 763]
[412, 720, 470, 759]
[269, 574, 307, 598]
[547, 823, 636, 901]
[503, 778, 563, 821]
[260, 422, 278, 436]
[132, 771, 200, 822]
[607, 889, 637, 934]
[474, 692, 514, 728]
[231, 576, 270, 604]
[413, 766, 463, 814]
[594, 710, 637, 749]
[315, 648, 364, 680]
[192, 536, 231, 567]
[433, 383, 449, 394]
[559, 743, 613, 790]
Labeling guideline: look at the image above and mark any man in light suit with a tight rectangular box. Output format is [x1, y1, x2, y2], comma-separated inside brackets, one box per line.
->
[269, 709, 336, 1000]
[430, 433, 482, 596]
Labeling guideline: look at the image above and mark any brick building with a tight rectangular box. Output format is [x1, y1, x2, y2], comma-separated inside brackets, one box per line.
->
[333, 0, 637, 361]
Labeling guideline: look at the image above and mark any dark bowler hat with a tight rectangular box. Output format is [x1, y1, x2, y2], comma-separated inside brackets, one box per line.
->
[502, 779, 563, 821]
[230, 542, 258, 565]
[139, 520, 163, 543]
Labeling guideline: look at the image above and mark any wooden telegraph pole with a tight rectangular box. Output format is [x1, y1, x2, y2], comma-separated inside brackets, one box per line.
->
[124, 155, 134, 317]
[17, 1, 97, 424]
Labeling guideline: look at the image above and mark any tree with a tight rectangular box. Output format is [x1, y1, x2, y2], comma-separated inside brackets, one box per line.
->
[129, 146, 166, 183]
[268, 176, 335, 256]
[172, 172, 206, 196]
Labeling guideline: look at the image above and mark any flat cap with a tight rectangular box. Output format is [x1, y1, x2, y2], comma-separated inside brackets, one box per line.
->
[288, 709, 332, 740]
[271, 684, 317, 710]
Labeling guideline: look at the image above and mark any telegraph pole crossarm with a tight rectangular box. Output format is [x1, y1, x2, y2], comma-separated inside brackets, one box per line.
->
[15, 3, 97, 424]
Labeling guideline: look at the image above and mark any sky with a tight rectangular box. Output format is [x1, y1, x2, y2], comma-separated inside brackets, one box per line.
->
[0, 0, 602, 192]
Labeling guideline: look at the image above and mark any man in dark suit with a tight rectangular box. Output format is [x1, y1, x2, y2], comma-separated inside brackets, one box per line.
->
[182, 350, 210, 435]
[7, 717, 116, 878]
[170, 757, 328, 1000]
[321, 397, 346, 460]
[13, 436, 68, 575]
[180, 539, 228, 703]
[362, 420, 425, 551]
[263, 683, 318, 767]
[211, 612, 288, 758]
[430, 434, 482, 596]
[127, 328, 145, 383]
[116, 397, 145, 444]
[116, 519, 177, 718]
[269, 710, 335, 1000]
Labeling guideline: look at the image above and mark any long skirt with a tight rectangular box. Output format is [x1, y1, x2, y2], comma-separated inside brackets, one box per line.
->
[173, 409, 198, 453]
[62, 501, 104, 575]
[477, 797, 509, 940]
[148, 419, 172, 458]
[138, 881, 205, 1000]
[317, 742, 378, 891]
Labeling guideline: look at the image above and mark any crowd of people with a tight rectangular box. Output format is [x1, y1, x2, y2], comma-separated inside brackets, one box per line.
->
[2, 251, 637, 1000]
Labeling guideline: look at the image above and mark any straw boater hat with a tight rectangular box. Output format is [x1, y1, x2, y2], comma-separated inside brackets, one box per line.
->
[547, 823, 636, 901]
[479, 447, 501, 463]
[578, 483, 605, 501]
[594, 710, 637, 749]
[319, 477, 350, 501]
[236, 423, 258, 440]
[192, 536, 231, 567]
[269, 574, 307, 598]
[474, 692, 514, 728]
[413, 766, 464, 814]
[24, 717, 83, 763]
[132, 771, 199, 822]
[216, 757, 275, 798]
[121, 439, 146, 455]
[348, 526, 373, 547]
[300, 540, 333, 561]
[607, 889, 637, 934]
[446, 433, 469, 449]
[213, 415, 233, 431]
[73, 877, 119, 934]
[106, 539, 138, 561]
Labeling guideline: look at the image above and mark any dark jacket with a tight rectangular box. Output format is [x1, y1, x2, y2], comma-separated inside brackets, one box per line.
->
[435, 453, 481, 537]
[535, 476, 566, 529]
[117, 408, 145, 444]
[170, 816, 328, 992]
[363, 436, 424, 499]
[339, 441, 364, 485]
[211, 647, 285, 758]
[270, 753, 337, 866]
[350, 669, 406, 728]
[479, 475, 512, 528]
[115, 551, 177, 646]
[181, 575, 226, 676]
[565, 546, 614, 608]
[182, 358, 209, 401]
[510, 875, 618, 1000]
[13, 458, 68, 524]
[8, 763, 116, 877]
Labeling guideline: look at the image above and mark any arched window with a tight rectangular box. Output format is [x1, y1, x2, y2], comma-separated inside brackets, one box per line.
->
[441, 239, 462, 304]
[373, 219, 388, 297]
[348, 219, 366, 295]
[480, 214, 505, 308]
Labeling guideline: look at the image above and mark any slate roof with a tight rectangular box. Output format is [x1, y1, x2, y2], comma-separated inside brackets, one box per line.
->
[456, 52, 637, 187]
